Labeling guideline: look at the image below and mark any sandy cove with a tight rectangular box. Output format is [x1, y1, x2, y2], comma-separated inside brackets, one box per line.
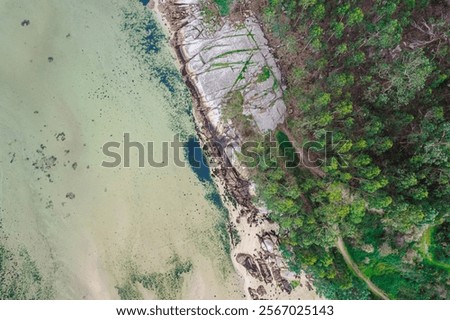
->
[148, 0, 321, 300]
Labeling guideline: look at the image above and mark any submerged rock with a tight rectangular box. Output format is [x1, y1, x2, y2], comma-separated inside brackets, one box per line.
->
[65, 192, 75, 200]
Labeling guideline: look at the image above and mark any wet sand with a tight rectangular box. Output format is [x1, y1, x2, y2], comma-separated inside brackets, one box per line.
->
[0, 0, 243, 299]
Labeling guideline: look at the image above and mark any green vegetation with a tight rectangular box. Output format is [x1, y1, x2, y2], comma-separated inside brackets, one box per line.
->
[233, 54, 254, 87]
[214, 0, 233, 16]
[420, 221, 450, 272]
[222, 90, 244, 121]
[431, 222, 450, 267]
[258, 66, 272, 82]
[200, 0, 221, 28]
[245, 0, 449, 299]
[222, 90, 255, 136]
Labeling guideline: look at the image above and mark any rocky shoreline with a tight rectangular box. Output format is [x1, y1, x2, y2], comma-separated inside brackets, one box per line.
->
[149, 0, 320, 300]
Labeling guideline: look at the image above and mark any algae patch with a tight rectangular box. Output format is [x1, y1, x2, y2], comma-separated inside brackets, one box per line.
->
[117, 255, 193, 300]
[0, 223, 53, 299]
[120, 1, 194, 139]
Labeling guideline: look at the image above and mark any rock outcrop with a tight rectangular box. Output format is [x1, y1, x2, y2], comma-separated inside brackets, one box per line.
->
[159, 0, 286, 175]
[178, 13, 286, 132]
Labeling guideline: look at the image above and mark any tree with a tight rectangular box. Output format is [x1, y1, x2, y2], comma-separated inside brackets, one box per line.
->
[366, 50, 433, 106]
[384, 202, 425, 233]
[347, 8, 364, 27]
[331, 21, 345, 39]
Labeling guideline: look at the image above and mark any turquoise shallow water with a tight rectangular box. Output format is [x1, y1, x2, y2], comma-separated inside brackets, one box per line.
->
[0, 0, 242, 299]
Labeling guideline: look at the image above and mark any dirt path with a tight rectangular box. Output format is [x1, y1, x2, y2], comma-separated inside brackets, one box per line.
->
[336, 237, 390, 300]
[280, 125, 326, 178]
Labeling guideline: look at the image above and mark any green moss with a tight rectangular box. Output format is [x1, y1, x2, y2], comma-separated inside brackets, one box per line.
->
[222, 91, 244, 121]
[258, 66, 272, 82]
[213, 48, 256, 61]
[233, 54, 254, 87]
